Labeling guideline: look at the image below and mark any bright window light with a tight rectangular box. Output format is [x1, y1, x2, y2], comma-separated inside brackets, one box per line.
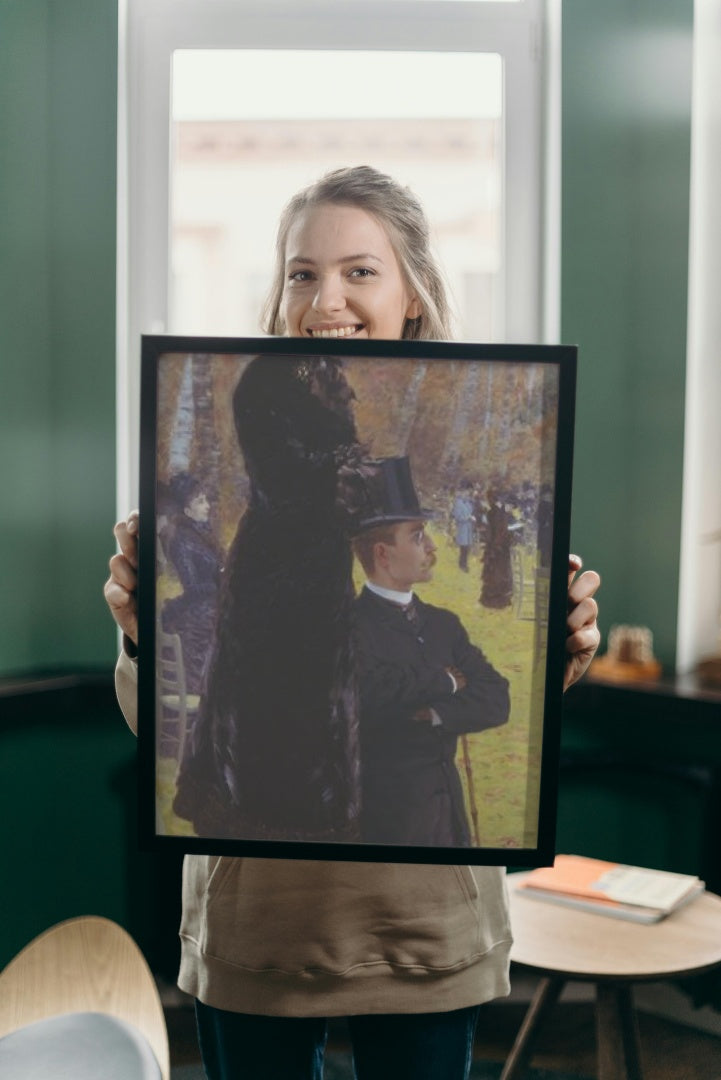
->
[173, 50, 502, 120]
[170, 50, 503, 341]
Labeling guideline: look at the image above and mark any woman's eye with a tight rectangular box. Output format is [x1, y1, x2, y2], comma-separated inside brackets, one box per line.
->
[288, 269, 313, 283]
[349, 267, 375, 279]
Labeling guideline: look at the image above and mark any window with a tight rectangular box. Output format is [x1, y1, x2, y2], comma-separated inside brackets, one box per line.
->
[118, 0, 557, 509]
[169, 49, 503, 340]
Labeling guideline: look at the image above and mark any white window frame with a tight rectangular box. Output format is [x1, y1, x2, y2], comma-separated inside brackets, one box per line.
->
[117, 0, 558, 511]
[676, 0, 721, 674]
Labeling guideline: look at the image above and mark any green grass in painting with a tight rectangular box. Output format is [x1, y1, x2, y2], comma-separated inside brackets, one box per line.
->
[157, 526, 546, 849]
[157, 756, 195, 836]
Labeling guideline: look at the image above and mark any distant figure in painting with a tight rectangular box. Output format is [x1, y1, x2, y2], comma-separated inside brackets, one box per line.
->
[160, 472, 224, 695]
[537, 483, 554, 569]
[172, 353, 365, 843]
[479, 489, 514, 609]
[352, 457, 510, 847]
[451, 480, 476, 572]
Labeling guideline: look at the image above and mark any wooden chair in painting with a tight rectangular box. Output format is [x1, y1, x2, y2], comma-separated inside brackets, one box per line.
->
[511, 545, 537, 620]
[156, 630, 200, 761]
[533, 566, 551, 665]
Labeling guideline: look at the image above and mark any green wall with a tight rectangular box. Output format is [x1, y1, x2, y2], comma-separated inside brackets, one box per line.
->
[0, 683, 183, 975]
[0, 0, 118, 675]
[563, 0, 693, 669]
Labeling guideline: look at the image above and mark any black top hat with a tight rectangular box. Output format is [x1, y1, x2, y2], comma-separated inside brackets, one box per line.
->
[354, 456, 432, 532]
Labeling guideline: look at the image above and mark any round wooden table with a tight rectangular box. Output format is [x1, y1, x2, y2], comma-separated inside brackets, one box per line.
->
[502, 873, 721, 1080]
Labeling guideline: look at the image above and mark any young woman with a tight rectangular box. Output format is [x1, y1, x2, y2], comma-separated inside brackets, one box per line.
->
[105, 166, 600, 1080]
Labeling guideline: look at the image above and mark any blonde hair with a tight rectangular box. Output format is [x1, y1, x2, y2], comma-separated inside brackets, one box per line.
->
[262, 166, 453, 341]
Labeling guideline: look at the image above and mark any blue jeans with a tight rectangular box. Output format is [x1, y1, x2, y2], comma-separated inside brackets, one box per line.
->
[195, 1000, 481, 1080]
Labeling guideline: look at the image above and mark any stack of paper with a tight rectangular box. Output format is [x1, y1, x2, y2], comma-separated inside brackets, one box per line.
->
[516, 855, 705, 923]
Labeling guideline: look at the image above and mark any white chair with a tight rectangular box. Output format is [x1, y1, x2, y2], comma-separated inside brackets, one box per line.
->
[157, 631, 200, 761]
[511, 545, 537, 620]
[534, 567, 551, 666]
[0, 916, 169, 1079]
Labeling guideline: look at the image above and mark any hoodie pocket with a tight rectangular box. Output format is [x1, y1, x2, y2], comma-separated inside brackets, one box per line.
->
[184, 856, 509, 976]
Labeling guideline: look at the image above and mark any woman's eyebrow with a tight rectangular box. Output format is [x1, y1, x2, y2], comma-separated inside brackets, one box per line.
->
[339, 253, 384, 265]
[286, 253, 384, 266]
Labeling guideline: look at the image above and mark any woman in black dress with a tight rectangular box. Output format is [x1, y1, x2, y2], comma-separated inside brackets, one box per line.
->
[173, 352, 367, 842]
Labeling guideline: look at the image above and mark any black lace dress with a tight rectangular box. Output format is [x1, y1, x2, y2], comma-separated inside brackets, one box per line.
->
[173, 354, 365, 843]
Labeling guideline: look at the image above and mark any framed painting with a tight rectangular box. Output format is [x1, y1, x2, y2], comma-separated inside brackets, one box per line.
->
[137, 336, 577, 865]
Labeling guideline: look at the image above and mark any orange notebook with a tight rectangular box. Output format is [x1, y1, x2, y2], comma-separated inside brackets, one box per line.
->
[516, 855, 704, 923]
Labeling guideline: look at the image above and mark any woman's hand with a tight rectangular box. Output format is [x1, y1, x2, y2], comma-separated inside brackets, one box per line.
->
[104, 510, 139, 646]
[564, 554, 601, 691]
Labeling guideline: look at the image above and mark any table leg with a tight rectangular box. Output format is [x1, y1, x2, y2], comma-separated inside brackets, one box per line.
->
[596, 982, 643, 1080]
[499, 976, 565, 1080]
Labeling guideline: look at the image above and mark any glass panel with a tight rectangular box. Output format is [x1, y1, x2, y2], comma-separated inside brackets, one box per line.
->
[170, 49, 503, 341]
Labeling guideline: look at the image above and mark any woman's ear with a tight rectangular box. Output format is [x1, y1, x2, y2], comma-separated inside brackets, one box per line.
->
[406, 296, 423, 320]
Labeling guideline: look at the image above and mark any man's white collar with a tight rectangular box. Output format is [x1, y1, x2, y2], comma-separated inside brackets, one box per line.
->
[365, 581, 414, 606]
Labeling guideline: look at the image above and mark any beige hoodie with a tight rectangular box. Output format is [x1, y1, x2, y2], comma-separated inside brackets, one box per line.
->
[117, 651, 512, 1016]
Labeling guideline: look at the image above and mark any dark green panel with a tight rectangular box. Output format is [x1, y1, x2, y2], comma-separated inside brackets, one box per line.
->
[0, 686, 133, 967]
[559, 682, 721, 890]
[0, 682, 184, 977]
[0, 2, 55, 671]
[0, 0, 118, 674]
[562, 0, 693, 669]
[556, 769, 708, 877]
[47, 0, 118, 667]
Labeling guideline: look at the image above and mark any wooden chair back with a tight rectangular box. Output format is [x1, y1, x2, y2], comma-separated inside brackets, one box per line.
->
[0, 916, 169, 1080]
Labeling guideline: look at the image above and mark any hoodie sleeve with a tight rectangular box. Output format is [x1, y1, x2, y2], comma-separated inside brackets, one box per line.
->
[115, 648, 139, 736]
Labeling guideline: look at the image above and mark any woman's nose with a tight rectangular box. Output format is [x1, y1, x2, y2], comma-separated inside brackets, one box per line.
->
[312, 274, 345, 314]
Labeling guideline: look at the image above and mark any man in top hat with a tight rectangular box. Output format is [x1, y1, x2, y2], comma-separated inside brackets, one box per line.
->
[451, 479, 476, 571]
[351, 457, 510, 848]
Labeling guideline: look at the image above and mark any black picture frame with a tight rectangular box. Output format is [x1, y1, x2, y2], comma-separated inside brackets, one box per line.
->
[138, 335, 576, 866]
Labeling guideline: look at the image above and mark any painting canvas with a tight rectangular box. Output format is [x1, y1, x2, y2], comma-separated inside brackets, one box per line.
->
[138, 336, 576, 865]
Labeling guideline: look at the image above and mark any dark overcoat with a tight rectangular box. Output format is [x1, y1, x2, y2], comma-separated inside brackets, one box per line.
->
[480, 503, 513, 609]
[353, 587, 510, 848]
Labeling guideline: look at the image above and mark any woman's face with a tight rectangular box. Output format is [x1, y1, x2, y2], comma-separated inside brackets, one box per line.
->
[185, 491, 210, 523]
[281, 203, 421, 341]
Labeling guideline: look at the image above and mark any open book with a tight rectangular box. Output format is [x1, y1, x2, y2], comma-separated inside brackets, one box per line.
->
[515, 854, 705, 923]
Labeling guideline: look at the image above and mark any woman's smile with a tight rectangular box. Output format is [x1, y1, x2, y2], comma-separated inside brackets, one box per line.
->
[306, 323, 365, 339]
